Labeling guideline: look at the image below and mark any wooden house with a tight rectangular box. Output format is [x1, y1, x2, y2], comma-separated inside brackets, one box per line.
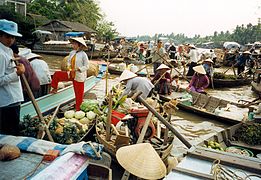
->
[36, 20, 96, 41]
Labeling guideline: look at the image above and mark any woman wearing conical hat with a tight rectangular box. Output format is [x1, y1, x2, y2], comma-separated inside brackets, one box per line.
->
[186, 65, 209, 94]
[50, 37, 89, 110]
[119, 70, 154, 99]
[151, 64, 172, 95]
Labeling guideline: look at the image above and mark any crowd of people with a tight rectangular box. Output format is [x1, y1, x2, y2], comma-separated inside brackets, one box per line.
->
[1, 19, 260, 137]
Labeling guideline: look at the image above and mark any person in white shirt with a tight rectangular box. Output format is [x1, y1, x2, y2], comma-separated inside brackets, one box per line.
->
[0, 19, 25, 135]
[186, 44, 199, 76]
[50, 37, 89, 111]
[152, 40, 168, 74]
[119, 70, 154, 99]
[26, 53, 51, 97]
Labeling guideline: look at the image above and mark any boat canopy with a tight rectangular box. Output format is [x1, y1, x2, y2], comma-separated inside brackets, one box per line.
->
[223, 42, 240, 49]
[32, 30, 52, 35]
[64, 32, 85, 37]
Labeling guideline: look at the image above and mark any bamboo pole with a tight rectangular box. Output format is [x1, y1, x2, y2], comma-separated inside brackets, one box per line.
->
[105, 93, 112, 141]
[105, 50, 110, 96]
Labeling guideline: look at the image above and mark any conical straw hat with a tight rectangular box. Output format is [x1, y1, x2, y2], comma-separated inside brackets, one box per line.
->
[116, 143, 166, 179]
[119, 70, 137, 81]
[204, 58, 213, 63]
[69, 37, 87, 47]
[243, 51, 251, 55]
[193, 65, 206, 74]
[25, 53, 42, 60]
[156, 64, 170, 71]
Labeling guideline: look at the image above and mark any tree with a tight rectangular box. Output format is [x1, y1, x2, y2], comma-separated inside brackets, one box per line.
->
[0, 5, 35, 42]
[96, 20, 118, 42]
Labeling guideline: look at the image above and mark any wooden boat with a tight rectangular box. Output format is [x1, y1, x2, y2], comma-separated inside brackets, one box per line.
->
[33, 49, 118, 59]
[211, 77, 251, 88]
[108, 64, 152, 77]
[251, 81, 261, 95]
[160, 90, 249, 125]
[20, 64, 107, 120]
[185, 75, 252, 88]
[95, 120, 173, 165]
[165, 122, 261, 179]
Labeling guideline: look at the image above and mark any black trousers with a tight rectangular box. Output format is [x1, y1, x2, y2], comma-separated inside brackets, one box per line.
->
[237, 66, 245, 76]
[0, 104, 20, 135]
[187, 62, 198, 76]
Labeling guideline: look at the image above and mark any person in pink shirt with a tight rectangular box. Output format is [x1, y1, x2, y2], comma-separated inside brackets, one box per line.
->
[187, 65, 209, 94]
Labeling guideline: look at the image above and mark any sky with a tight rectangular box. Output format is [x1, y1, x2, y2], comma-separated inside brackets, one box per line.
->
[99, 0, 261, 37]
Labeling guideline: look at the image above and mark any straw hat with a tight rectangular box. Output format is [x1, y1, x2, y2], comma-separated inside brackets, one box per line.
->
[25, 53, 42, 60]
[119, 69, 137, 81]
[252, 50, 259, 56]
[204, 58, 213, 63]
[243, 51, 251, 55]
[156, 64, 170, 71]
[193, 65, 206, 74]
[116, 143, 166, 179]
[189, 44, 196, 49]
[69, 37, 87, 47]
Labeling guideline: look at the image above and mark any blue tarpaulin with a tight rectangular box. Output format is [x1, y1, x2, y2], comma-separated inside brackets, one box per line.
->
[64, 32, 85, 37]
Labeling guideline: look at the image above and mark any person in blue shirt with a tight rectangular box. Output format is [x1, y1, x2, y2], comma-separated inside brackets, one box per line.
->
[202, 58, 214, 78]
[236, 51, 251, 76]
[0, 19, 24, 135]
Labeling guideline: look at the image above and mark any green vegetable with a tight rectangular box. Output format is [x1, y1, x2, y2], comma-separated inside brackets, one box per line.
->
[86, 111, 96, 120]
[64, 110, 75, 119]
[234, 122, 261, 145]
[74, 111, 85, 119]
[80, 100, 99, 112]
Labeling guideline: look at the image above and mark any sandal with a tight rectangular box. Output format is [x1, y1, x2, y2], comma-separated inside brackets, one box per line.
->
[49, 88, 58, 94]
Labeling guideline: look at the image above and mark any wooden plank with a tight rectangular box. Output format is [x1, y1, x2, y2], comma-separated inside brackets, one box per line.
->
[201, 96, 211, 108]
[173, 167, 214, 180]
[228, 140, 261, 151]
[189, 147, 261, 174]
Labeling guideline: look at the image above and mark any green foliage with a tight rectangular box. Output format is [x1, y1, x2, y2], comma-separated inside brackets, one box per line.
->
[19, 114, 45, 138]
[96, 20, 118, 42]
[0, 5, 35, 42]
[137, 23, 260, 47]
[27, 0, 117, 41]
[235, 122, 261, 145]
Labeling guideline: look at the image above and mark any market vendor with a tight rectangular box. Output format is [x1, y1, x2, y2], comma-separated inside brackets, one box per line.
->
[235, 51, 251, 76]
[151, 64, 172, 95]
[50, 37, 89, 110]
[186, 65, 209, 94]
[119, 70, 154, 99]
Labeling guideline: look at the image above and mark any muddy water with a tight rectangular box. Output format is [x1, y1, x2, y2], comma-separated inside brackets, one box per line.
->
[43, 55, 255, 176]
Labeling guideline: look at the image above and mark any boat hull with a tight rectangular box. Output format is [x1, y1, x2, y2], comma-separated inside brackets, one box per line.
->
[160, 90, 245, 125]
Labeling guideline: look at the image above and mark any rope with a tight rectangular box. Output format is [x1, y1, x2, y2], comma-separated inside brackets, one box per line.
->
[211, 159, 260, 180]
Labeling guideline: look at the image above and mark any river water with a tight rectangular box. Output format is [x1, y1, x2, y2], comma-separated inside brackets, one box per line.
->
[42, 54, 257, 178]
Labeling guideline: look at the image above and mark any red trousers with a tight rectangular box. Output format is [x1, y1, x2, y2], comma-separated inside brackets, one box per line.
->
[51, 71, 84, 111]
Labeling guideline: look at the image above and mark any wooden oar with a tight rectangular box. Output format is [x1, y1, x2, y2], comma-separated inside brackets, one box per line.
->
[13, 58, 54, 142]
[152, 71, 167, 86]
